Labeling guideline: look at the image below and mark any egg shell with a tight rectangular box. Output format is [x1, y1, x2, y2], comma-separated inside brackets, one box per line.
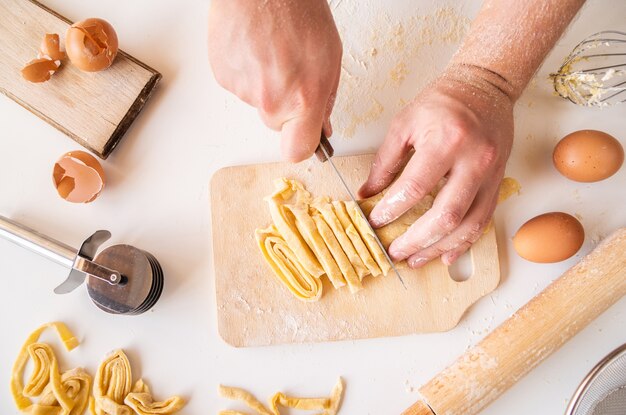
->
[65, 18, 118, 72]
[513, 212, 584, 263]
[52, 151, 105, 203]
[21, 58, 60, 83]
[553, 130, 624, 182]
[39, 33, 66, 61]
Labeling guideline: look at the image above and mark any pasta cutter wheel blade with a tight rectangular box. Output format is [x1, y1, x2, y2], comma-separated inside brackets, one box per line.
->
[87, 245, 164, 315]
[0, 215, 164, 315]
[566, 343, 626, 415]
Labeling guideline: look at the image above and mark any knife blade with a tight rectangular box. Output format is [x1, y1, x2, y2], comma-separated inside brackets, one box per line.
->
[315, 135, 407, 289]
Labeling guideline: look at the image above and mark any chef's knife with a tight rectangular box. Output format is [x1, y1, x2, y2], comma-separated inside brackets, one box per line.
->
[315, 134, 407, 289]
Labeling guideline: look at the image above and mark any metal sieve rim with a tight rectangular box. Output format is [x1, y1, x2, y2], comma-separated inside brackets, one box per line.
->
[565, 343, 626, 415]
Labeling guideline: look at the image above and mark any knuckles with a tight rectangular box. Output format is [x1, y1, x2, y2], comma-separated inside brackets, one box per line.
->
[437, 209, 463, 233]
[402, 178, 428, 202]
[466, 220, 486, 243]
[477, 144, 499, 171]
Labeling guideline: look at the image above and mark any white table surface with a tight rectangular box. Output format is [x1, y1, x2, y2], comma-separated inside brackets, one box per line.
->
[1, 0, 625, 414]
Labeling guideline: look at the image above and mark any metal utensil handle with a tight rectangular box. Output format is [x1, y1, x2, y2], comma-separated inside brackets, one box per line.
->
[0, 215, 76, 268]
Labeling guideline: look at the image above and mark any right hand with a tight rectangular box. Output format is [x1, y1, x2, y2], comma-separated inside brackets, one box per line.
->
[208, 0, 343, 162]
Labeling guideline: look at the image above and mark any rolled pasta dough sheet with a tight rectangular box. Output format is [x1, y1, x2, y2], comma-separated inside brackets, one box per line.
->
[256, 225, 323, 301]
[265, 179, 325, 278]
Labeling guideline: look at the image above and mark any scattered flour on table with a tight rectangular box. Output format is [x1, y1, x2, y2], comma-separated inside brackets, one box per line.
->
[331, 2, 471, 138]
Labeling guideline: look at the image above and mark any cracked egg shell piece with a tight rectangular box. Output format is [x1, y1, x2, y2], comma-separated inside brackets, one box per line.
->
[52, 151, 105, 203]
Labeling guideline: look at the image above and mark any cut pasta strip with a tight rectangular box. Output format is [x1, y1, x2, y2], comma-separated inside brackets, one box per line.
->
[311, 197, 369, 280]
[91, 350, 184, 415]
[333, 201, 382, 277]
[11, 322, 80, 413]
[219, 378, 343, 415]
[125, 391, 185, 415]
[345, 201, 391, 276]
[312, 213, 362, 293]
[288, 204, 345, 289]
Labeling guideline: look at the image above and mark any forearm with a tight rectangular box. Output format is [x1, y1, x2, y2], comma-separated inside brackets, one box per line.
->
[450, 0, 585, 101]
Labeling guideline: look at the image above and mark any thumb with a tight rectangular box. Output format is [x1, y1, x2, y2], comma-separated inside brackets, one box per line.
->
[280, 112, 324, 163]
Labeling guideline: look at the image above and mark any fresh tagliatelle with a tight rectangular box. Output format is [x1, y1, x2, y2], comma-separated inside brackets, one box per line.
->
[90, 349, 185, 415]
[219, 378, 344, 415]
[257, 177, 519, 301]
[11, 322, 91, 415]
[256, 179, 406, 301]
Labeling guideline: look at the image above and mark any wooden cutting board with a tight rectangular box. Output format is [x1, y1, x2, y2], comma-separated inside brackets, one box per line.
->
[211, 154, 500, 347]
[0, 0, 161, 159]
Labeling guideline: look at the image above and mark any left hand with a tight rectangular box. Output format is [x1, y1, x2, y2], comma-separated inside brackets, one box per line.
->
[358, 65, 515, 267]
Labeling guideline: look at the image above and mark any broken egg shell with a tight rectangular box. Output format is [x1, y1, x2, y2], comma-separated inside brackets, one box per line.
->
[39, 33, 66, 61]
[53, 151, 106, 203]
[65, 18, 118, 72]
[21, 58, 60, 83]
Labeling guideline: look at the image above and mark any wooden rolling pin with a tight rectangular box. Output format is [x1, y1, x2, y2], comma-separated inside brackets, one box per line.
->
[403, 227, 626, 415]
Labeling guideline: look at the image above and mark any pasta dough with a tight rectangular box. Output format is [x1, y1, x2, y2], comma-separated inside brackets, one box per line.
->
[91, 350, 185, 415]
[311, 197, 369, 280]
[12, 324, 184, 415]
[256, 179, 438, 301]
[219, 378, 343, 415]
[11, 322, 90, 415]
[265, 178, 325, 278]
[256, 225, 322, 302]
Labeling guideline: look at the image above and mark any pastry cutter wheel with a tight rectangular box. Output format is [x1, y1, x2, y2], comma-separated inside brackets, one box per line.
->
[0, 214, 163, 315]
[315, 134, 407, 289]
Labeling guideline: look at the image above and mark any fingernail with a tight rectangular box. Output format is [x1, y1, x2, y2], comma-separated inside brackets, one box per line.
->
[369, 216, 383, 228]
[369, 208, 391, 228]
[409, 257, 428, 268]
[357, 184, 369, 199]
[389, 245, 409, 262]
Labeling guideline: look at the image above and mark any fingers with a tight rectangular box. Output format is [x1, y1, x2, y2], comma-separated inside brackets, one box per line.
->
[357, 128, 411, 200]
[387, 166, 485, 262]
[440, 241, 473, 266]
[404, 177, 500, 268]
[367, 149, 454, 229]
[322, 91, 336, 138]
[322, 68, 341, 138]
[271, 65, 341, 162]
[280, 109, 325, 162]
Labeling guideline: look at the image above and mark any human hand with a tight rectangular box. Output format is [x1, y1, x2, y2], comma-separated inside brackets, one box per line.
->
[208, 0, 342, 162]
[358, 65, 515, 267]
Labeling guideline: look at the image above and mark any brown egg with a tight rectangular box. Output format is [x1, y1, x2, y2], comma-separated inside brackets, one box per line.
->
[513, 212, 584, 263]
[65, 18, 118, 72]
[53, 151, 106, 203]
[553, 130, 624, 182]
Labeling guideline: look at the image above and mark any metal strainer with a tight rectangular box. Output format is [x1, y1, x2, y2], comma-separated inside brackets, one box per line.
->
[566, 343, 626, 415]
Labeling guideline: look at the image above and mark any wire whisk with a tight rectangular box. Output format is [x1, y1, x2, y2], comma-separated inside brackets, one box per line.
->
[551, 30, 626, 107]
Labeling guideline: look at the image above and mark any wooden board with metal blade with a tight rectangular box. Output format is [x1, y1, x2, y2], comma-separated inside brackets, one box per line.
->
[210, 154, 500, 347]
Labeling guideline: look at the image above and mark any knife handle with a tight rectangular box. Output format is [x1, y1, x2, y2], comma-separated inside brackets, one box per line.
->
[315, 133, 335, 162]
